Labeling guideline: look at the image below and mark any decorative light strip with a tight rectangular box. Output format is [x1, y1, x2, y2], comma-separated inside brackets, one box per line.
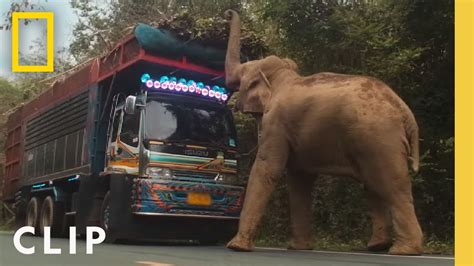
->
[141, 73, 229, 102]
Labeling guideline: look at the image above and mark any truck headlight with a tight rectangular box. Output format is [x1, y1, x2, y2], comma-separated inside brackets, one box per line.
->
[216, 173, 239, 184]
[146, 167, 173, 179]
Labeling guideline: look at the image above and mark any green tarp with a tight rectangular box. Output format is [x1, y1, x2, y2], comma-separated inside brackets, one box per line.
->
[134, 23, 226, 69]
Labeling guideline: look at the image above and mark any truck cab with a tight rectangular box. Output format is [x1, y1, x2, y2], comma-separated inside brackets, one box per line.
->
[96, 75, 244, 242]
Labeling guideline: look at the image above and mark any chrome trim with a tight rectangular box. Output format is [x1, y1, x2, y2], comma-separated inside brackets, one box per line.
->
[65, 212, 76, 215]
[133, 212, 240, 220]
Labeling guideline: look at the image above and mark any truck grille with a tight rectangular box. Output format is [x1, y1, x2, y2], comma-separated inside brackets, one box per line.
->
[173, 170, 218, 180]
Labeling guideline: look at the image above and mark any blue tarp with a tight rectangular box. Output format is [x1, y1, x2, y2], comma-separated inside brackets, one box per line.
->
[134, 23, 226, 69]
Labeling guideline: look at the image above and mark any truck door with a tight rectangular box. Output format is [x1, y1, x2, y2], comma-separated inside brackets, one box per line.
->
[106, 108, 123, 171]
[106, 107, 140, 174]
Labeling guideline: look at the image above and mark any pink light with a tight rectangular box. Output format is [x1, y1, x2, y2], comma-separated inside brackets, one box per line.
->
[215, 92, 221, 99]
[202, 88, 208, 96]
[189, 85, 196, 93]
[169, 81, 176, 90]
[154, 81, 161, 89]
[175, 83, 182, 91]
[196, 87, 202, 94]
[146, 80, 153, 88]
[221, 94, 228, 101]
[182, 85, 189, 92]
[209, 90, 215, 97]
[161, 81, 169, 89]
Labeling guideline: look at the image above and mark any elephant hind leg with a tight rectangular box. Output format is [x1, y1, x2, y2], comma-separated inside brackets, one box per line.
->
[387, 191, 424, 255]
[287, 170, 314, 250]
[365, 188, 392, 252]
[362, 156, 423, 255]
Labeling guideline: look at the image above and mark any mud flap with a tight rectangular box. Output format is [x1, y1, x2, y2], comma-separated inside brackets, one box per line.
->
[107, 174, 134, 240]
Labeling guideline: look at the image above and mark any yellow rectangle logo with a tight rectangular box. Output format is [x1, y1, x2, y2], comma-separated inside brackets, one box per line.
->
[11, 12, 54, 72]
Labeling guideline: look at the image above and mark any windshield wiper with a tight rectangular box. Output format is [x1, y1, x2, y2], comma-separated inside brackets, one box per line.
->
[180, 138, 228, 150]
[147, 138, 228, 150]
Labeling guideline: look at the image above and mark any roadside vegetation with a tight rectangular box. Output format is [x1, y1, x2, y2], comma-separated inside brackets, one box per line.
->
[0, 0, 453, 254]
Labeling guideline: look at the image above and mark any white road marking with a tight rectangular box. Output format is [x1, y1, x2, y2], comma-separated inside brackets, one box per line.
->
[255, 247, 454, 260]
[135, 261, 175, 266]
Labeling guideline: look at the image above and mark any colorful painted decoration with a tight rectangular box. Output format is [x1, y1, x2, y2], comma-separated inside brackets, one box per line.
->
[141, 74, 229, 102]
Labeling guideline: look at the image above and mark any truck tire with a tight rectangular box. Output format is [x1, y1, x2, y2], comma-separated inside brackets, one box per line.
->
[25, 197, 42, 233]
[100, 191, 117, 243]
[39, 196, 65, 237]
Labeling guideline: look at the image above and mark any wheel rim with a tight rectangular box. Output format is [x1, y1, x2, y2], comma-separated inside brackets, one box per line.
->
[103, 204, 110, 231]
[26, 204, 35, 227]
[42, 202, 52, 228]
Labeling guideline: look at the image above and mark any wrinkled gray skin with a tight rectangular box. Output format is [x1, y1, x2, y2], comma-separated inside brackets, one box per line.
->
[224, 10, 423, 255]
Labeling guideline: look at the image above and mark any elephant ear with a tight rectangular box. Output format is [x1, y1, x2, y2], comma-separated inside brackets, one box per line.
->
[245, 85, 271, 113]
[237, 56, 298, 114]
[237, 65, 272, 113]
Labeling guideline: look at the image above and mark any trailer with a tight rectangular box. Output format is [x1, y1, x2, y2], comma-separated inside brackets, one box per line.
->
[1, 24, 244, 242]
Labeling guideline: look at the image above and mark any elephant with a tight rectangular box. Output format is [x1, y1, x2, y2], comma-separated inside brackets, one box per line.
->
[223, 10, 423, 255]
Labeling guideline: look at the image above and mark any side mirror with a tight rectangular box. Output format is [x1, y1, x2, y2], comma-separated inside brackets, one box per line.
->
[124, 96, 137, 114]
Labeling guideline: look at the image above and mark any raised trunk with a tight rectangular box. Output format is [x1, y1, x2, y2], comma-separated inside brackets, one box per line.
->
[224, 10, 242, 89]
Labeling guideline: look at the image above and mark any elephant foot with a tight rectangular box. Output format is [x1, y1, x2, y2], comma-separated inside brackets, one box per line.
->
[226, 235, 253, 252]
[288, 239, 313, 250]
[388, 243, 423, 256]
[367, 239, 392, 252]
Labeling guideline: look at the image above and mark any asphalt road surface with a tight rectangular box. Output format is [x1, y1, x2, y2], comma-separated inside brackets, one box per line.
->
[0, 231, 453, 266]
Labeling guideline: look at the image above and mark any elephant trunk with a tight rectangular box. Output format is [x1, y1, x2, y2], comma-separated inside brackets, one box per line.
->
[224, 9, 242, 90]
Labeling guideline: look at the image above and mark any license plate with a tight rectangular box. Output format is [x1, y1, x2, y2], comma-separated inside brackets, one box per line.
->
[187, 192, 211, 206]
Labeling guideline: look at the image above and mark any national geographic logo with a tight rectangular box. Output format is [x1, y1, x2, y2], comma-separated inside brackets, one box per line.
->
[11, 12, 54, 72]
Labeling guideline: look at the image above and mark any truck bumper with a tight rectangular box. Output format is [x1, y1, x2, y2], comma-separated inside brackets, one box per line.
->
[131, 178, 244, 219]
[106, 175, 243, 241]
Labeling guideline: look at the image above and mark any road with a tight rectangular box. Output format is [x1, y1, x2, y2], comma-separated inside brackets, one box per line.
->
[0, 232, 453, 266]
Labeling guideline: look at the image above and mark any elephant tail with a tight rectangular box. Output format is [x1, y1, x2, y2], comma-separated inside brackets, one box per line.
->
[405, 112, 420, 173]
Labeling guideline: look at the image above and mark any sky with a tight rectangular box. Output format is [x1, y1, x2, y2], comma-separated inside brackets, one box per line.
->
[0, 0, 78, 79]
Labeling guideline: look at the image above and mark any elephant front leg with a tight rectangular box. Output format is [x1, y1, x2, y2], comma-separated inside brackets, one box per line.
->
[227, 128, 289, 251]
[287, 170, 314, 250]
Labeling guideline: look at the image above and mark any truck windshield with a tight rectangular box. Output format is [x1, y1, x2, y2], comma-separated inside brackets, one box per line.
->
[144, 99, 236, 148]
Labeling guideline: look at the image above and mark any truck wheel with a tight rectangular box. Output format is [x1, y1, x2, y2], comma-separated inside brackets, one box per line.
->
[100, 191, 117, 243]
[25, 197, 42, 233]
[39, 196, 65, 237]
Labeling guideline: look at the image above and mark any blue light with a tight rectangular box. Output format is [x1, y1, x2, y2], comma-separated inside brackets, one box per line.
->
[160, 76, 169, 83]
[141, 73, 151, 83]
[68, 175, 79, 182]
[169, 77, 177, 90]
[32, 183, 46, 189]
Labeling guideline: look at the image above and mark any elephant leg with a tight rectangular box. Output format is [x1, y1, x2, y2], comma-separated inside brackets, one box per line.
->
[387, 185, 423, 255]
[227, 123, 290, 252]
[366, 188, 392, 251]
[362, 156, 423, 255]
[287, 171, 314, 250]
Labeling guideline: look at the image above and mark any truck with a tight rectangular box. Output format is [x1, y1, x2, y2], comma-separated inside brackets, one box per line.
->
[1, 23, 244, 243]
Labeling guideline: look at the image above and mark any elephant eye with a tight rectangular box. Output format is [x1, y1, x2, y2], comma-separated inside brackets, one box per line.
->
[249, 80, 259, 90]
